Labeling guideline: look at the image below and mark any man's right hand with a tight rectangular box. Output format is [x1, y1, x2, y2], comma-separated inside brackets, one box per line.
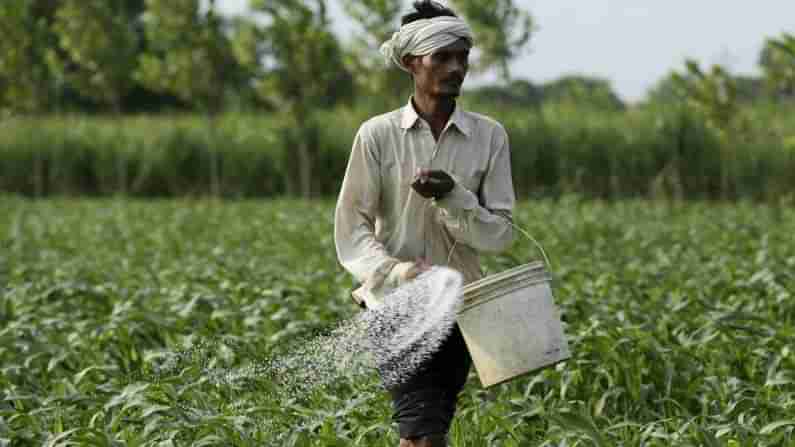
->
[388, 258, 431, 286]
[354, 258, 431, 309]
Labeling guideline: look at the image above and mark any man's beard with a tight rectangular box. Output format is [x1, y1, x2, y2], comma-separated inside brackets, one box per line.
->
[438, 87, 462, 99]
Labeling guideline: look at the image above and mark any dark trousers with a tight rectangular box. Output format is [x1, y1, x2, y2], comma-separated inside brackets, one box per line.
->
[379, 324, 472, 440]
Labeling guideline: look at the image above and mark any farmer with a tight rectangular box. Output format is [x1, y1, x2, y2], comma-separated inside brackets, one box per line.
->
[334, 1, 516, 446]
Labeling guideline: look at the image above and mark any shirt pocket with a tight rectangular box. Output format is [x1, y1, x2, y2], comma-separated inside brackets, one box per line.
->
[454, 166, 485, 194]
[448, 144, 488, 193]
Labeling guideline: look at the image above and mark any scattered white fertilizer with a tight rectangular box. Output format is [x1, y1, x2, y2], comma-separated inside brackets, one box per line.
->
[150, 266, 464, 397]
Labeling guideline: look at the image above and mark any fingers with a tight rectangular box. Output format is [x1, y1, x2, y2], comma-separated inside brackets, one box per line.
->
[416, 257, 432, 271]
[401, 258, 432, 282]
[414, 169, 448, 181]
[402, 265, 422, 281]
[414, 168, 431, 184]
[412, 169, 453, 200]
[427, 170, 452, 181]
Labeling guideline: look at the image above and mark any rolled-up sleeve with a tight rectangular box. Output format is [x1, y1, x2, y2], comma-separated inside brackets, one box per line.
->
[432, 127, 515, 253]
[334, 124, 399, 285]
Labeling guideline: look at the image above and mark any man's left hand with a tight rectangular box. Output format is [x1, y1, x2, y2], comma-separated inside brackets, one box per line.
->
[411, 169, 455, 200]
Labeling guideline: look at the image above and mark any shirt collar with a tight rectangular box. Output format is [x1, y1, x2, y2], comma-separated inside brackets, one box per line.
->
[400, 97, 472, 138]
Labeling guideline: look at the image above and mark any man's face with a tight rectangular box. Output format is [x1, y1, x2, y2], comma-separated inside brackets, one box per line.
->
[405, 38, 471, 99]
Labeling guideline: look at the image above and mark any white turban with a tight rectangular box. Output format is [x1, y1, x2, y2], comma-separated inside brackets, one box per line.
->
[380, 16, 474, 73]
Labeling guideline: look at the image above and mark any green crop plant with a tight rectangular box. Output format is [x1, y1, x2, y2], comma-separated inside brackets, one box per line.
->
[1, 197, 793, 445]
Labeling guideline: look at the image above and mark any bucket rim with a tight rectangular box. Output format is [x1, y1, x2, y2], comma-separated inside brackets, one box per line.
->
[463, 261, 547, 294]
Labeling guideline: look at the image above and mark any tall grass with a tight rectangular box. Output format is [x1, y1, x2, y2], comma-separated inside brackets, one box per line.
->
[2, 102, 794, 200]
[471, 100, 795, 201]
[0, 114, 290, 198]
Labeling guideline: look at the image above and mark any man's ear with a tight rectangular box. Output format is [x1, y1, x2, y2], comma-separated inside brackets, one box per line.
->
[402, 55, 418, 74]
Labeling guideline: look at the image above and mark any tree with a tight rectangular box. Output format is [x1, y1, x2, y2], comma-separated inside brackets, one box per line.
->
[136, 0, 246, 196]
[759, 32, 795, 101]
[243, 0, 353, 198]
[46, 0, 141, 115]
[466, 78, 543, 107]
[137, 0, 244, 114]
[0, 0, 63, 197]
[645, 73, 685, 105]
[339, 0, 411, 108]
[671, 60, 739, 133]
[671, 60, 746, 199]
[46, 0, 141, 194]
[733, 75, 766, 104]
[449, 0, 534, 82]
[541, 75, 625, 110]
[0, 0, 57, 114]
[648, 72, 765, 105]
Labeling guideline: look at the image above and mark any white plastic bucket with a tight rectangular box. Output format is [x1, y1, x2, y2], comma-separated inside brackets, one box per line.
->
[456, 235, 570, 388]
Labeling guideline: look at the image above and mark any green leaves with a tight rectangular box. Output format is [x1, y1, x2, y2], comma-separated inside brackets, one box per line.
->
[760, 33, 795, 99]
[0, 0, 58, 114]
[246, 0, 353, 197]
[340, 0, 401, 42]
[449, 0, 535, 82]
[47, 0, 140, 111]
[339, 0, 408, 108]
[760, 420, 795, 435]
[251, 0, 352, 110]
[136, 0, 243, 113]
[671, 59, 741, 135]
[1, 199, 794, 445]
[548, 410, 608, 446]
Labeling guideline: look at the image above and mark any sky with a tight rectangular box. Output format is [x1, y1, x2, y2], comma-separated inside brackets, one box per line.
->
[217, 0, 795, 103]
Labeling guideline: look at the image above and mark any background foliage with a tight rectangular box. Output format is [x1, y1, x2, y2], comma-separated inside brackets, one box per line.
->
[0, 1, 794, 200]
[2, 2, 795, 445]
[1, 101, 794, 201]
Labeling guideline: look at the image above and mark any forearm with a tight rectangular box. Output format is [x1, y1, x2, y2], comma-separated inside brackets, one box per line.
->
[335, 207, 400, 285]
[334, 123, 402, 286]
[432, 182, 514, 253]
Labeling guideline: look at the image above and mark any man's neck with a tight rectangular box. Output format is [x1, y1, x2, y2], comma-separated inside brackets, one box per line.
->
[411, 92, 456, 140]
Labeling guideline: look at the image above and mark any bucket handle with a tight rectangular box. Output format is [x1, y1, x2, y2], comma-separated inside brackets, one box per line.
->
[447, 217, 552, 269]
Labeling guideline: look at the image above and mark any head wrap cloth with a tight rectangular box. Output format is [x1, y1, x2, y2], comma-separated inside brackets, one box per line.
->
[380, 16, 474, 73]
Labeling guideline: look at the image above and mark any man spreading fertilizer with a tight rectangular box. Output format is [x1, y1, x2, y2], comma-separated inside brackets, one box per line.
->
[334, 1, 516, 445]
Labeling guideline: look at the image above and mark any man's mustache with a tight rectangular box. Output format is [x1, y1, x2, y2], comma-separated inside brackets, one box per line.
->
[444, 76, 464, 85]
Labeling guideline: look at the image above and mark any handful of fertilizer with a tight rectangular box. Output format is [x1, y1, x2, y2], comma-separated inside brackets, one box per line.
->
[359, 266, 464, 387]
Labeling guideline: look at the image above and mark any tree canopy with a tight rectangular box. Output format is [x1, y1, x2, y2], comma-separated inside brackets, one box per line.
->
[0, 1, 791, 115]
[760, 32, 795, 100]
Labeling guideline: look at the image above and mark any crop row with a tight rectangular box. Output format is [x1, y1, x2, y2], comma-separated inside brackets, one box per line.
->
[1, 198, 793, 445]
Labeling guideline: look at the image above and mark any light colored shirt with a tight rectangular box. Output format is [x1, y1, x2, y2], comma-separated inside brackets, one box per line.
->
[334, 98, 516, 302]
